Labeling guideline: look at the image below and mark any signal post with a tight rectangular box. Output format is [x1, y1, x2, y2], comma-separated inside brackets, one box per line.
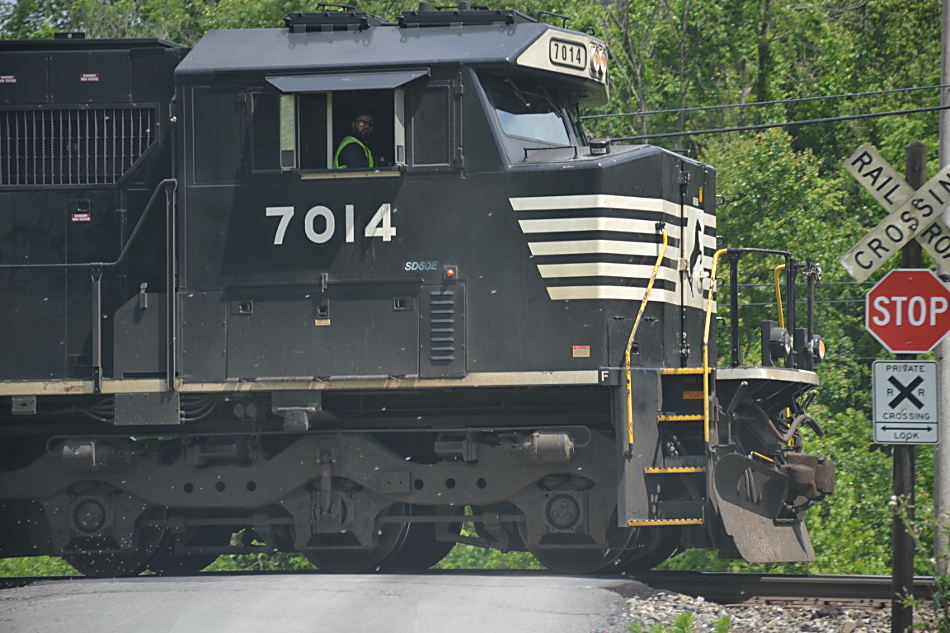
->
[896, 141, 925, 633]
[846, 142, 950, 632]
[891, 142, 925, 633]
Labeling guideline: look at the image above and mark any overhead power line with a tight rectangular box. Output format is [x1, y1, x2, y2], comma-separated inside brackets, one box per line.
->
[582, 84, 950, 121]
[609, 105, 950, 142]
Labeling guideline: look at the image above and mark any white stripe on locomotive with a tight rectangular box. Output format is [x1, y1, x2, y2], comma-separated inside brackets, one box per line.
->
[510, 194, 715, 309]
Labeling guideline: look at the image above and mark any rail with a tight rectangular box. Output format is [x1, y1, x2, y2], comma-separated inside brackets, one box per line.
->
[0, 569, 936, 601]
[636, 570, 935, 604]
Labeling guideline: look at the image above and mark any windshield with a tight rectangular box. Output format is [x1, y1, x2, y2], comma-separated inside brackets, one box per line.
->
[481, 75, 571, 146]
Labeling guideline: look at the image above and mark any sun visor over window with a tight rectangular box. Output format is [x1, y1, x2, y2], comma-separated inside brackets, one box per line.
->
[266, 69, 429, 93]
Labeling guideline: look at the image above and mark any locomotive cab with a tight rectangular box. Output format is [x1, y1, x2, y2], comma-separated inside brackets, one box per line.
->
[0, 5, 832, 576]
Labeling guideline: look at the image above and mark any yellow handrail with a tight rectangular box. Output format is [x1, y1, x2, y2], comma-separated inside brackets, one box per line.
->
[626, 227, 668, 449]
[703, 249, 730, 443]
[773, 264, 786, 329]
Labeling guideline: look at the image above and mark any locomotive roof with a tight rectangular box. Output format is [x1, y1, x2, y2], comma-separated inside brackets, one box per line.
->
[176, 21, 595, 79]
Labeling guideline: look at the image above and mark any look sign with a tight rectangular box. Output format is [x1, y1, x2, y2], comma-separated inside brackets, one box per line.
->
[840, 144, 950, 282]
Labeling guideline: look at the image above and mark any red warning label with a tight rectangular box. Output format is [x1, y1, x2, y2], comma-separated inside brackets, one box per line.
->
[71, 213, 91, 222]
[0, 75, 16, 84]
[572, 345, 591, 358]
[80, 73, 100, 82]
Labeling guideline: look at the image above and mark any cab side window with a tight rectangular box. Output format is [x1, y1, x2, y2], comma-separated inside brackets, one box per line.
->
[255, 80, 404, 174]
[252, 74, 460, 174]
[330, 89, 395, 168]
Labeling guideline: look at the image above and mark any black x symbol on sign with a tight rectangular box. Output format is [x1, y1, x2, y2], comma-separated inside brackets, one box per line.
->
[888, 375, 925, 409]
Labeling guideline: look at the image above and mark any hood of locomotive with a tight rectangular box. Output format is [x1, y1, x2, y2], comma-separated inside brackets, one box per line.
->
[175, 154, 713, 384]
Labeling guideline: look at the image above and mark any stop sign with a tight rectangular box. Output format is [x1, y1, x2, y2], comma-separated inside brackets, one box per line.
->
[866, 269, 950, 353]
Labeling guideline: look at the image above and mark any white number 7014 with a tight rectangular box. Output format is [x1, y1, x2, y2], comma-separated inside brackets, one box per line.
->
[266, 203, 396, 246]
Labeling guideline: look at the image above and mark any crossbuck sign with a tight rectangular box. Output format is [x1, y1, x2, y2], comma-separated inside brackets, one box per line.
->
[873, 360, 939, 444]
[840, 144, 950, 282]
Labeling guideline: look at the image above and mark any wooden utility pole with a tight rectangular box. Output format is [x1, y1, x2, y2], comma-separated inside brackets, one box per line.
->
[892, 141, 926, 633]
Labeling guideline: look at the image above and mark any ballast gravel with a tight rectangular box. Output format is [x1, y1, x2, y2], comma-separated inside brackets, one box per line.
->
[620, 590, 892, 632]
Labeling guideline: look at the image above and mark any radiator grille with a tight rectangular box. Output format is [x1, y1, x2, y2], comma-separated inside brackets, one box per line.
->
[0, 108, 156, 186]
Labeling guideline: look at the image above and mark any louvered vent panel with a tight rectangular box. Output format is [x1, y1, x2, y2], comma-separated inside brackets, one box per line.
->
[429, 290, 456, 362]
[0, 108, 155, 186]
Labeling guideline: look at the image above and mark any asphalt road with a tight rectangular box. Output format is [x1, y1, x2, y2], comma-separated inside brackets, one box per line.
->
[0, 572, 650, 633]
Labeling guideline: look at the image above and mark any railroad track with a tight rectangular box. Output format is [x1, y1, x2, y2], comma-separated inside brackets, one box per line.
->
[0, 569, 937, 607]
[635, 570, 936, 605]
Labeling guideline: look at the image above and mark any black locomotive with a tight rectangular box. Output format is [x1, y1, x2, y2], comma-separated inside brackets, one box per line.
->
[0, 4, 833, 576]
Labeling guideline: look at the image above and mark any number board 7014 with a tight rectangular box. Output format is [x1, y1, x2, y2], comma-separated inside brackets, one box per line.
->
[549, 39, 587, 70]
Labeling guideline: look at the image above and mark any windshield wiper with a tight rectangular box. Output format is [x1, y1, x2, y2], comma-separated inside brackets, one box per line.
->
[538, 86, 563, 118]
[505, 78, 531, 108]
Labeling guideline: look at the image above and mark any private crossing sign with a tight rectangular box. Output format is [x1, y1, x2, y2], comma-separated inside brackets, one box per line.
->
[840, 144, 950, 282]
[873, 360, 939, 444]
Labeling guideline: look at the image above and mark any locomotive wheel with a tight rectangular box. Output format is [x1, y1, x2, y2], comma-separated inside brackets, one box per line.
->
[147, 526, 231, 576]
[522, 507, 636, 574]
[520, 524, 634, 575]
[615, 526, 682, 573]
[380, 506, 462, 572]
[62, 517, 168, 578]
[524, 533, 625, 574]
[303, 505, 410, 573]
[147, 547, 219, 576]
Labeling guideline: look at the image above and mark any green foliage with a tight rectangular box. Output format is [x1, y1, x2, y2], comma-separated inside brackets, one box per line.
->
[627, 612, 731, 632]
[200, 0, 293, 31]
[0, 0, 207, 42]
[713, 616, 732, 633]
[433, 544, 542, 571]
[671, 612, 695, 632]
[434, 518, 543, 570]
[897, 502, 950, 632]
[918, 570, 950, 633]
[205, 552, 313, 572]
[0, 556, 77, 576]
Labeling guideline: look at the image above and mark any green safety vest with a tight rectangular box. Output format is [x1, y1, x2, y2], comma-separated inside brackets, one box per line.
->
[333, 136, 375, 169]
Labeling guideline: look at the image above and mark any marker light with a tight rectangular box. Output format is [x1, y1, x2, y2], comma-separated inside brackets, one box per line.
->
[589, 44, 607, 79]
[769, 325, 793, 362]
[809, 335, 825, 364]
